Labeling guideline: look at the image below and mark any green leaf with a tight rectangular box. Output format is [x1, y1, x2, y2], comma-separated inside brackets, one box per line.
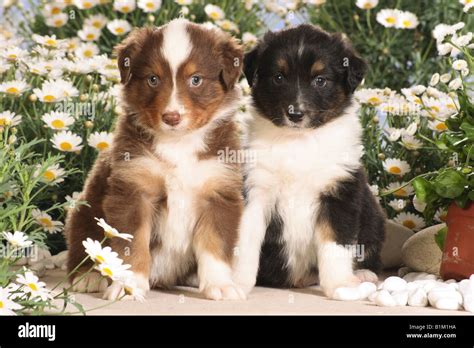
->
[445, 117, 461, 131]
[434, 139, 449, 150]
[412, 177, 436, 203]
[434, 169, 467, 199]
[460, 120, 474, 140]
[468, 191, 474, 202]
[435, 226, 448, 252]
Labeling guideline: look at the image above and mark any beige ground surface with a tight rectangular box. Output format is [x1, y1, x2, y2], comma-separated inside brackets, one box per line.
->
[43, 269, 471, 315]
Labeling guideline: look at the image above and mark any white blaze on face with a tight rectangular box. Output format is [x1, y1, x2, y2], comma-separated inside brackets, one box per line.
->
[161, 18, 192, 116]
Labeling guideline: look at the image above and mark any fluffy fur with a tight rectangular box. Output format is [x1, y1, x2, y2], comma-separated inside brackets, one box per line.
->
[65, 19, 246, 301]
[233, 24, 386, 298]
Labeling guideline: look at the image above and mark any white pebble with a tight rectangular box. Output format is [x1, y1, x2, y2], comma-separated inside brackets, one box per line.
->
[392, 290, 409, 306]
[375, 290, 396, 307]
[445, 279, 457, 284]
[403, 272, 437, 282]
[359, 282, 377, 299]
[408, 288, 428, 307]
[428, 287, 462, 309]
[459, 276, 474, 313]
[382, 276, 407, 292]
[434, 298, 461, 310]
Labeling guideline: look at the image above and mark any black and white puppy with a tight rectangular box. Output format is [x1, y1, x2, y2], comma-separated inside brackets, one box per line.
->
[233, 24, 386, 299]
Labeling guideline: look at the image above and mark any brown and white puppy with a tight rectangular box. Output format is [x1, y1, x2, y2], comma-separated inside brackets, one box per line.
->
[65, 19, 246, 301]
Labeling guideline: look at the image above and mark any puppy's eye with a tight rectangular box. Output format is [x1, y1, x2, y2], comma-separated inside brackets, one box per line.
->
[147, 75, 160, 87]
[190, 75, 203, 87]
[312, 76, 327, 87]
[273, 73, 285, 85]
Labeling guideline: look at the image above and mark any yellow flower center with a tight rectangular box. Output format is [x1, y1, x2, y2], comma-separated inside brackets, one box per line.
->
[94, 255, 105, 264]
[60, 142, 73, 151]
[363, 3, 373, 9]
[43, 170, 56, 181]
[28, 283, 38, 291]
[84, 50, 94, 57]
[403, 220, 416, 229]
[84, 1, 93, 8]
[96, 141, 109, 150]
[52, 119, 65, 129]
[394, 188, 407, 197]
[104, 229, 115, 238]
[210, 12, 220, 20]
[52, 7, 61, 15]
[44, 95, 56, 102]
[54, 20, 64, 27]
[436, 122, 447, 131]
[386, 17, 396, 24]
[45, 39, 57, 46]
[39, 217, 53, 227]
[6, 87, 19, 94]
[121, 5, 130, 12]
[115, 27, 125, 34]
[7, 54, 17, 60]
[102, 267, 113, 277]
[0, 119, 5, 126]
[389, 166, 402, 174]
[146, 2, 154, 8]
[430, 106, 440, 113]
[368, 96, 381, 105]
[86, 33, 95, 40]
[93, 21, 102, 28]
[0, 300, 3, 308]
[447, 103, 456, 109]
[402, 20, 411, 28]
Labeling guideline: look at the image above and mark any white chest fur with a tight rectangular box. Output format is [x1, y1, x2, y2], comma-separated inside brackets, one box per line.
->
[146, 127, 229, 286]
[244, 105, 363, 280]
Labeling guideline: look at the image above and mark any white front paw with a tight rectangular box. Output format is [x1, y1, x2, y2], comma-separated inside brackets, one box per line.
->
[321, 274, 361, 299]
[201, 283, 247, 301]
[71, 272, 108, 293]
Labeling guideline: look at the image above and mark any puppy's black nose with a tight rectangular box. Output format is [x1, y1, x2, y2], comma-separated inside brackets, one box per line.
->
[287, 110, 304, 123]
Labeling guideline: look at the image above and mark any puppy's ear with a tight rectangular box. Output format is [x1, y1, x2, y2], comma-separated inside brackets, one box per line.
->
[243, 47, 259, 87]
[114, 28, 148, 84]
[344, 53, 367, 93]
[218, 36, 244, 90]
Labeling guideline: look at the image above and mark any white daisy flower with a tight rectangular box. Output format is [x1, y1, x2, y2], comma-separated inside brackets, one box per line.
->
[0, 111, 21, 126]
[429, 73, 440, 86]
[33, 84, 64, 103]
[448, 77, 463, 90]
[74, 0, 99, 9]
[1, 47, 28, 62]
[116, 275, 145, 301]
[0, 287, 22, 315]
[204, 4, 225, 20]
[369, 184, 379, 196]
[2, 231, 32, 248]
[242, 32, 258, 47]
[403, 122, 418, 136]
[428, 120, 448, 132]
[0, 60, 9, 74]
[393, 212, 426, 231]
[385, 182, 414, 197]
[95, 218, 133, 241]
[436, 43, 453, 56]
[31, 209, 64, 234]
[354, 88, 385, 105]
[0, 80, 29, 96]
[16, 272, 52, 301]
[55, 79, 79, 98]
[453, 32, 473, 47]
[65, 191, 82, 210]
[216, 20, 239, 33]
[386, 127, 402, 141]
[464, 2, 474, 12]
[41, 3, 66, 17]
[388, 199, 406, 212]
[107, 19, 132, 36]
[401, 135, 422, 150]
[95, 261, 132, 281]
[78, 26, 102, 42]
[45, 13, 69, 28]
[412, 195, 427, 213]
[434, 208, 448, 223]
[452, 59, 468, 71]
[51, 131, 84, 152]
[42, 111, 75, 130]
[396, 11, 419, 29]
[75, 42, 99, 59]
[113, 0, 136, 13]
[175, 0, 192, 4]
[84, 14, 108, 29]
[32, 34, 66, 49]
[88, 131, 113, 151]
[383, 158, 411, 176]
[138, 0, 161, 12]
[376, 9, 400, 28]
[356, 0, 378, 10]
[82, 238, 121, 265]
[35, 163, 66, 184]
[440, 73, 451, 83]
